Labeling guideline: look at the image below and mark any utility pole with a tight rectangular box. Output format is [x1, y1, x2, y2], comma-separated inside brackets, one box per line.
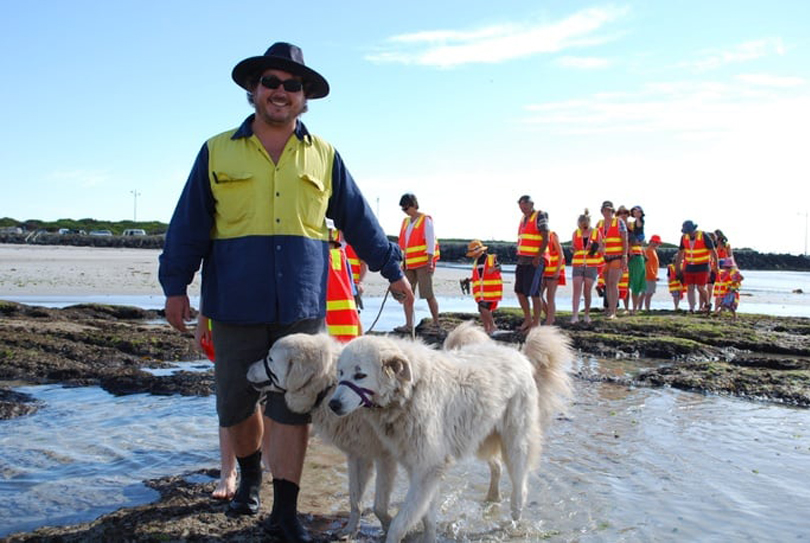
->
[130, 190, 141, 222]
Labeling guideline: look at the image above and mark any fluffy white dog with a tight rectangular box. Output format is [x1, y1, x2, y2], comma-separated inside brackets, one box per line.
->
[246, 333, 396, 537]
[328, 325, 573, 543]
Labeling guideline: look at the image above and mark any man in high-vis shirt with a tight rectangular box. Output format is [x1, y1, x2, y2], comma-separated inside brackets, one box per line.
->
[159, 42, 413, 542]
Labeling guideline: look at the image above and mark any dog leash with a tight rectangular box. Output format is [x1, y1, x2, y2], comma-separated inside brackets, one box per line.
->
[364, 288, 391, 334]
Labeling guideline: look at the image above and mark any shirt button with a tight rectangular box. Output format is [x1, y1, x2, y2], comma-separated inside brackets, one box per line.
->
[276, 192, 280, 197]
[276, 218, 280, 223]
[276, 245, 281, 251]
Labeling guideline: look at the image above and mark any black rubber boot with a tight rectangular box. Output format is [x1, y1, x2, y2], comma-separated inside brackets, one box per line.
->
[228, 449, 262, 516]
[263, 478, 313, 542]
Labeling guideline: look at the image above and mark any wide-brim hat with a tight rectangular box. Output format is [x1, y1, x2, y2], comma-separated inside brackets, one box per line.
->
[232, 42, 330, 99]
[649, 234, 662, 244]
[682, 220, 698, 234]
[600, 200, 614, 211]
[466, 239, 487, 257]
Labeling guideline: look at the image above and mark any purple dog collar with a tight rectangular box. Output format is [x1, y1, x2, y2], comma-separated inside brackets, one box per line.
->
[338, 380, 380, 408]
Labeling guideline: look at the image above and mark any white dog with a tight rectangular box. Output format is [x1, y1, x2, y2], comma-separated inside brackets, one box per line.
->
[329, 325, 573, 543]
[246, 333, 396, 537]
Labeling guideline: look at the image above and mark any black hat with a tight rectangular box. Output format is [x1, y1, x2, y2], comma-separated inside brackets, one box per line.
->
[231, 42, 330, 99]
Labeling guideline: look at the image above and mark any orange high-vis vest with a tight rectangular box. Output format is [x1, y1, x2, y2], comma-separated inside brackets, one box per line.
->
[713, 268, 730, 298]
[597, 218, 624, 258]
[683, 231, 711, 266]
[543, 231, 566, 280]
[471, 254, 503, 309]
[517, 211, 546, 257]
[667, 264, 687, 296]
[326, 248, 360, 343]
[399, 214, 440, 269]
[345, 244, 362, 283]
[572, 228, 604, 267]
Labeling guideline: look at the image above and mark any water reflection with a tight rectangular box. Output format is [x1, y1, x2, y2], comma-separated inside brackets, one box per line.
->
[2, 360, 809, 540]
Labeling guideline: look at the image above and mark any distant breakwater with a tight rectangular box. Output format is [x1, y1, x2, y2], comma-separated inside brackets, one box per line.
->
[2, 234, 808, 271]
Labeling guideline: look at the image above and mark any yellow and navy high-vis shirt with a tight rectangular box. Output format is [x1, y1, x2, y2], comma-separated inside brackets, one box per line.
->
[159, 116, 403, 325]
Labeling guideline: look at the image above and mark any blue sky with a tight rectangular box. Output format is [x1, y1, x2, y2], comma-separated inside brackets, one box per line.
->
[2, 1, 809, 254]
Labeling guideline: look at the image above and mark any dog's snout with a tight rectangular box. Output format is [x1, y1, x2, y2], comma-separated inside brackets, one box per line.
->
[328, 398, 343, 415]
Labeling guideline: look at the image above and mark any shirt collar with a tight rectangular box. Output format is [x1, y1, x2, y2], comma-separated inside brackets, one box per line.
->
[231, 115, 311, 142]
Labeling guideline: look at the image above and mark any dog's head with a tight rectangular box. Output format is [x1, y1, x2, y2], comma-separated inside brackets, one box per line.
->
[328, 335, 413, 416]
[246, 333, 339, 414]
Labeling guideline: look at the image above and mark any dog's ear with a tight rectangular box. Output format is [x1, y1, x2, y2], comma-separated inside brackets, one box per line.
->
[284, 336, 333, 413]
[383, 355, 412, 383]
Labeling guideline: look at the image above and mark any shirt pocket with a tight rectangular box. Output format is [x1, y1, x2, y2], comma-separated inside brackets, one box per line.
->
[211, 171, 255, 227]
[297, 173, 329, 230]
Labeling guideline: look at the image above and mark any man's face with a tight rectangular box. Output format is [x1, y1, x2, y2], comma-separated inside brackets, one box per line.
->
[601, 207, 613, 219]
[253, 69, 307, 128]
[518, 200, 533, 216]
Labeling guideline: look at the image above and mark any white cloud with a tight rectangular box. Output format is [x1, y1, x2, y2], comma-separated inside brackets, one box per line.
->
[522, 75, 807, 138]
[736, 73, 804, 87]
[555, 55, 613, 69]
[680, 38, 786, 72]
[365, 6, 629, 68]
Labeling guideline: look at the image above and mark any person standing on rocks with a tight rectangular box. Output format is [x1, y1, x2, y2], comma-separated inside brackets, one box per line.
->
[515, 195, 549, 331]
[675, 220, 718, 313]
[159, 42, 413, 542]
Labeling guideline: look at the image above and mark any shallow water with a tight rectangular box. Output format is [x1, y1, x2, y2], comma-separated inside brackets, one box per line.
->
[2, 358, 809, 540]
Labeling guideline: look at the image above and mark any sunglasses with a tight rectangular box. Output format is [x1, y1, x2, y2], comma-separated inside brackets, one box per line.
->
[259, 75, 304, 93]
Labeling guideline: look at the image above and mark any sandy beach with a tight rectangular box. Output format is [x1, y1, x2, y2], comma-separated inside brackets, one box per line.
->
[0, 244, 466, 298]
[0, 243, 683, 307]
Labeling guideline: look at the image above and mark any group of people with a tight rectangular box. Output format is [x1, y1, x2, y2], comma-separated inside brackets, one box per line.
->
[463, 198, 745, 330]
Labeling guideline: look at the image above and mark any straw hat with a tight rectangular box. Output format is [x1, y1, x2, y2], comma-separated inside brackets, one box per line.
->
[466, 239, 487, 257]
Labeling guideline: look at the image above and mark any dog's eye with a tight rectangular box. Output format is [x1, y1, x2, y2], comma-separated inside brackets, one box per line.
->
[354, 372, 367, 380]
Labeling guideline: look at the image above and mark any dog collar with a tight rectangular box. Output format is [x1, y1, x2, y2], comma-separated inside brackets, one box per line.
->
[338, 380, 380, 408]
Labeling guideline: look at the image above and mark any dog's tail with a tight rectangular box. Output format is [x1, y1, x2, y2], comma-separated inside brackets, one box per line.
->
[521, 326, 574, 427]
[443, 320, 490, 351]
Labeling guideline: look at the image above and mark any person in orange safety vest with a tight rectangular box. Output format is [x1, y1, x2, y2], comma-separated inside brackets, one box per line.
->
[466, 239, 503, 334]
[396, 193, 440, 334]
[327, 229, 361, 342]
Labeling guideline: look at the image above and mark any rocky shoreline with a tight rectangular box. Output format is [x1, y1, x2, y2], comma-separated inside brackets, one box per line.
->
[2, 300, 809, 541]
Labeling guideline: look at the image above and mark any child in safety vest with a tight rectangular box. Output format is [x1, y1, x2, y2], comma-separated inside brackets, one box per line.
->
[466, 239, 503, 334]
[715, 263, 744, 319]
[326, 228, 362, 342]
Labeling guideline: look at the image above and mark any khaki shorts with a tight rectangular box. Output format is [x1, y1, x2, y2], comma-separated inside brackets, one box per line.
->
[211, 318, 323, 427]
[404, 266, 435, 299]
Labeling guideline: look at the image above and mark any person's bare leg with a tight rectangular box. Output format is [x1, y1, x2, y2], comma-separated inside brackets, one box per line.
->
[427, 296, 440, 328]
[517, 293, 532, 330]
[571, 277, 583, 322]
[531, 295, 542, 327]
[544, 281, 558, 325]
[583, 277, 594, 321]
[213, 426, 237, 500]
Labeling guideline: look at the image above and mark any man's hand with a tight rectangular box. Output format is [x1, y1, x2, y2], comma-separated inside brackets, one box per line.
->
[165, 295, 192, 332]
[389, 277, 415, 305]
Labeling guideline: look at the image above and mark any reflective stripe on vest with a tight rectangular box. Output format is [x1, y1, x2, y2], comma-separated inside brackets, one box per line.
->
[667, 264, 687, 293]
[544, 231, 566, 278]
[572, 228, 603, 267]
[345, 244, 361, 283]
[517, 211, 544, 256]
[399, 214, 440, 268]
[472, 254, 503, 303]
[598, 218, 623, 257]
[326, 248, 360, 343]
[683, 231, 710, 265]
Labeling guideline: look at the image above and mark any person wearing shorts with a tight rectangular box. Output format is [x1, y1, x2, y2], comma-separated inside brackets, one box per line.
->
[159, 42, 414, 541]
[397, 193, 440, 333]
[675, 220, 718, 313]
[515, 195, 549, 331]
[570, 209, 602, 323]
